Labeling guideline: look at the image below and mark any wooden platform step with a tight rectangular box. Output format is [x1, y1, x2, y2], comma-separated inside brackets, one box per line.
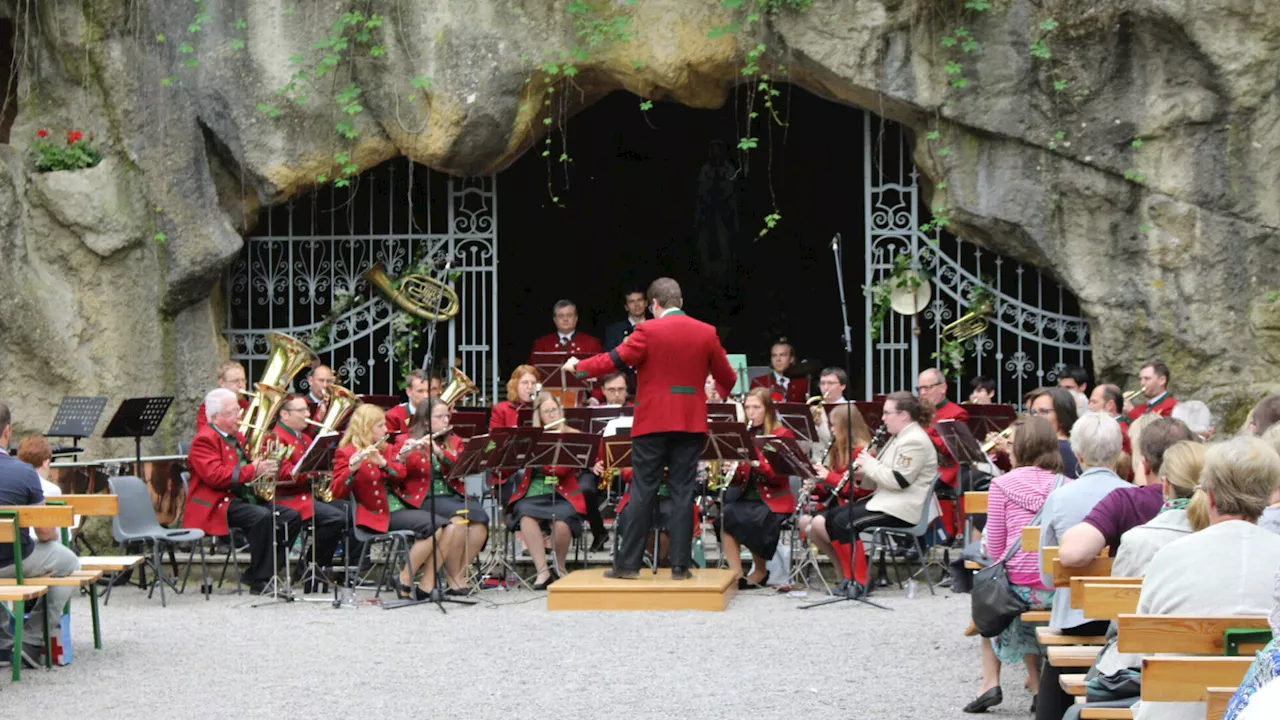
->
[547, 568, 738, 611]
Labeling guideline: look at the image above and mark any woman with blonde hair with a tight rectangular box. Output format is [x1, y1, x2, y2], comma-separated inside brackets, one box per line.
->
[1112, 440, 1207, 577]
[330, 403, 447, 600]
[721, 387, 796, 588]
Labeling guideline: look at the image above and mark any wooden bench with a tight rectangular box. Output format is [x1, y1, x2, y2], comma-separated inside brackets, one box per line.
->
[1021, 525, 1039, 553]
[1037, 625, 1108, 646]
[0, 517, 52, 682]
[1022, 610, 1051, 623]
[0, 504, 105, 650]
[1078, 709, 1132, 719]
[1204, 686, 1235, 720]
[1052, 556, 1113, 588]
[1117, 614, 1271, 655]
[963, 491, 988, 515]
[1079, 583, 1142, 620]
[53, 494, 119, 517]
[1069, 576, 1142, 608]
[1141, 656, 1253, 702]
[1059, 672, 1088, 695]
[1047, 645, 1101, 668]
[76, 556, 145, 573]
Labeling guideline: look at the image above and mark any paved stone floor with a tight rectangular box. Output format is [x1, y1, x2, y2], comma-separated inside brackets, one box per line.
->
[3, 577, 1041, 719]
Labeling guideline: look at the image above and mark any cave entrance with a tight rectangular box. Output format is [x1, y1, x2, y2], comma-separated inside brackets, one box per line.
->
[224, 86, 1091, 407]
[498, 86, 1092, 403]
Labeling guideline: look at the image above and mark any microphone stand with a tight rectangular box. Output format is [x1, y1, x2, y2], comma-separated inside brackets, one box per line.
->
[386, 257, 474, 612]
[832, 234, 853, 378]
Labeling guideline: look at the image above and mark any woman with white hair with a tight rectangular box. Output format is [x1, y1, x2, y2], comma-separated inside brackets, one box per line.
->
[1033, 413, 1131, 720]
[1130, 437, 1280, 720]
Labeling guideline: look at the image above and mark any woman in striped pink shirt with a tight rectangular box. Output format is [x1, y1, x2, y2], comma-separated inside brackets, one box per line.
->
[964, 417, 1067, 714]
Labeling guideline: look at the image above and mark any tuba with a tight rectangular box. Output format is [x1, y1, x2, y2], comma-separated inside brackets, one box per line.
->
[941, 301, 993, 343]
[365, 262, 460, 321]
[307, 383, 360, 503]
[439, 366, 479, 408]
[239, 333, 318, 459]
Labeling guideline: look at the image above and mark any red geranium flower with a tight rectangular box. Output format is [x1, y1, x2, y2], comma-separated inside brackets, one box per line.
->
[36, 129, 48, 138]
[66, 130, 83, 144]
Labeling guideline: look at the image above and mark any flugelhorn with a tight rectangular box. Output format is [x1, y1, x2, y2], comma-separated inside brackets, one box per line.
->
[981, 425, 1014, 454]
[365, 262, 460, 321]
[941, 301, 993, 343]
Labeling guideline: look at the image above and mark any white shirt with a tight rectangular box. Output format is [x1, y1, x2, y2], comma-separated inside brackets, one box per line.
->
[30, 477, 80, 541]
[773, 372, 790, 389]
[558, 332, 574, 344]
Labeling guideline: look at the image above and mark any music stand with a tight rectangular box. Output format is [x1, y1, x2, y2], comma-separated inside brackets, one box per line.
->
[775, 403, 819, 445]
[962, 403, 1017, 438]
[706, 403, 742, 424]
[701, 422, 756, 465]
[448, 410, 488, 439]
[531, 351, 593, 408]
[564, 406, 631, 435]
[101, 397, 173, 475]
[851, 401, 885, 432]
[46, 396, 108, 458]
[753, 436, 818, 480]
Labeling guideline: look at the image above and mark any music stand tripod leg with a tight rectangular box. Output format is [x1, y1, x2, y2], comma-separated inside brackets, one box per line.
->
[798, 532, 892, 611]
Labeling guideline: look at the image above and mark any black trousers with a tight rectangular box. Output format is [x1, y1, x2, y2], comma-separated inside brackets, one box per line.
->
[619, 432, 702, 571]
[576, 471, 607, 538]
[1037, 620, 1112, 720]
[308, 499, 348, 568]
[226, 500, 303, 584]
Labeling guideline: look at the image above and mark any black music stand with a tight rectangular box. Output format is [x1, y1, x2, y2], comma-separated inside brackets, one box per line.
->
[962, 403, 1017, 438]
[564, 406, 631, 435]
[775, 403, 819, 445]
[289, 433, 342, 603]
[935, 419, 990, 546]
[754, 436, 818, 480]
[448, 410, 488, 439]
[531, 351, 593, 407]
[46, 396, 108, 458]
[851, 400, 885, 432]
[102, 397, 173, 475]
[706, 403, 741, 424]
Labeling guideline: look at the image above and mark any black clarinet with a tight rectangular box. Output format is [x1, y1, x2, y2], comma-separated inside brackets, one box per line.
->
[826, 425, 890, 506]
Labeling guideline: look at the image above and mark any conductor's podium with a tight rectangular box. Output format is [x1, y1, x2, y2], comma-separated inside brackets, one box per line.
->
[547, 568, 738, 611]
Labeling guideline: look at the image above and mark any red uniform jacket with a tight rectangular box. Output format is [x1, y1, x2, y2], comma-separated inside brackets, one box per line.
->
[749, 373, 810, 404]
[183, 425, 260, 536]
[489, 400, 525, 430]
[329, 443, 407, 533]
[1126, 393, 1177, 422]
[729, 427, 797, 514]
[812, 447, 870, 506]
[303, 393, 327, 425]
[397, 433, 465, 505]
[576, 309, 736, 437]
[507, 464, 587, 514]
[383, 402, 414, 436]
[271, 423, 316, 521]
[529, 331, 602, 365]
[926, 399, 970, 488]
[195, 397, 250, 433]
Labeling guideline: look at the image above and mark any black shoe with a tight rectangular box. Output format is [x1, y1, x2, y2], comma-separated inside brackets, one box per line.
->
[962, 687, 1002, 713]
[392, 578, 412, 599]
[938, 574, 954, 588]
[589, 533, 609, 553]
[411, 586, 435, 602]
[604, 567, 639, 580]
[844, 582, 867, 599]
[737, 576, 768, 590]
[248, 582, 268, 595]
[833, 578, 851, 595]
[1030, 694, 1037, 713]
[445, 587, 472, 597]
[533, 569, 559, 591]
[19, 642, 46, 669]
[671, 566, 692, 580]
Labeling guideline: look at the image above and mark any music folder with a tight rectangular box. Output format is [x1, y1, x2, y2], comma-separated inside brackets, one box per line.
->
[706, 403, 742, 423]
[601, 428, 632, 473]
[701, 422, 756, 464]
[524, 431, 600, 471]
[448, 434, 500, 481]
[293, 432, 341, 481]
[488, 426, 544, 471]
[934, 419, 989, 466]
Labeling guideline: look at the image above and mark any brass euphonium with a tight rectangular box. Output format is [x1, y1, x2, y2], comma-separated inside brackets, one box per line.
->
[238, 332, 318, 458]
[439, 366, 479, 408]
[365, 262, 460, 321]
[941, 301, 993, 343]
[307, 383, 361, 503]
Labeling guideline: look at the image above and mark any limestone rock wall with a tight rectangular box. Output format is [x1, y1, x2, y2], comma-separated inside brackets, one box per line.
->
[0, 0, 1276, 450]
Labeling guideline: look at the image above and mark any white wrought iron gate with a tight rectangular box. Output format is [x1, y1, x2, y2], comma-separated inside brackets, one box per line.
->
[862, 118, 1091, 406]
[223, 161, 500, 403]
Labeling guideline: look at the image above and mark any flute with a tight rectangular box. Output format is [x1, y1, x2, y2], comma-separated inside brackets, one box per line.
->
[349, 433, 390, 467]
[398, 425, 454, 457]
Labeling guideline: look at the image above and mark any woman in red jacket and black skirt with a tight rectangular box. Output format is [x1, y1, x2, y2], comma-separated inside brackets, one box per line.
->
[721, 387, 797, 589]
[330, 404, 446, 601]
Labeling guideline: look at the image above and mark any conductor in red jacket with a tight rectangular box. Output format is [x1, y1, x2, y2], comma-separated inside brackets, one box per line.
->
[566, 277, 736, 580]
[184, 388, 302, 593]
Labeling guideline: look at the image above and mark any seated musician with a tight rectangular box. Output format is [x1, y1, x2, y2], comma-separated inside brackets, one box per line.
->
[808, 391, 938, 599]
[528, 299, 603, 364]
[397, 397, 489, 596]
[383, 369, 432, 436]
[748, 339, 808, 403]
[303, 364, 336, 424]
[271, 395, 346, 582]
[721, 387, 797, 589]
[195, 361, 249, 432]
[490, 364, 538, 430]
[507, 391, 586, 590]
[808, 367, 849, 464]
[574, 371, 631, 552]
[968, 375, 996, 404]
[801, 403, 873, 538]
[330, 404, 446, 601]
[184, 389, 303, 595]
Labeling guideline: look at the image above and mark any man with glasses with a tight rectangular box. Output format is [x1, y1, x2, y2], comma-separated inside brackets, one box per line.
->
[304, 364, 336, 424]
[809, 367, 849, 464]
[271, 395, 347, 587]
[917, 367, 968, 539]
[529, 299, 603, 364]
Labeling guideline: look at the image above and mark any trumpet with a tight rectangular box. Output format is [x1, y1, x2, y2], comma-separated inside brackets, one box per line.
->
[981, 425, 1014, 454]
[807, 394, 828, 425]
[1123, 389, 1142, 401]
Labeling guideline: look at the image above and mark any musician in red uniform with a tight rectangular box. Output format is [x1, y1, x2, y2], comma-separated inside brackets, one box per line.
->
[184, 389, 302, 594]
[303, 364, 336, 424]
[329, 404, 446, 601]
[396, 398, 488, 595]
[749, 340, 809, 403]
[574, 371, 631, 551]
[566, 277, 736, 580]
[383, 369, 432, 436]
[918, 367, 969, 538]
[528, 299, 603, 363]
[721, 388, 797, 589]
[271, 395, 346, 577]
[506, 392, 586, 590]
[803, 404, 875, 583]
[1126, 360, 1178, 420]
[195, 361, 250, 432]
[489, 364, 538, 431]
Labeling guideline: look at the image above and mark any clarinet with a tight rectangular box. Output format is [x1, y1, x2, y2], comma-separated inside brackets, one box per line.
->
[827, 426, 889, 506]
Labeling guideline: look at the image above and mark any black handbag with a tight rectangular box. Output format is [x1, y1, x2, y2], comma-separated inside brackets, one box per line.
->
[970, 474, 1063, 638]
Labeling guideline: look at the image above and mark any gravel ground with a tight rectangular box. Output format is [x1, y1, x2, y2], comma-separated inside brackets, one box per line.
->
[4, 581, 1039, 719]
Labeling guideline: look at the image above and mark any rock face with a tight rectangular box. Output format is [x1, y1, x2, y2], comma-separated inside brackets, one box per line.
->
[0, 0, 1277, 450]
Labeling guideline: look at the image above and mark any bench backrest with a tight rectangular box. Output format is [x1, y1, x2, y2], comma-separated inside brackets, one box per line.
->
[964, 491, 988, 515]
[1021, 525, 1039, 553]
[1079, 583, 1142, 619]
[1117, 614, 1271, 654]
[1204, 687, 1235, 720]
[53, 494, 119, 516]
[0, 505, 76, 528]
[1140, 657, 1252, 702]
[1051, 556, 1113, 587]
[1069, 576, 1143, 608]
[0, 518, 12, 543]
